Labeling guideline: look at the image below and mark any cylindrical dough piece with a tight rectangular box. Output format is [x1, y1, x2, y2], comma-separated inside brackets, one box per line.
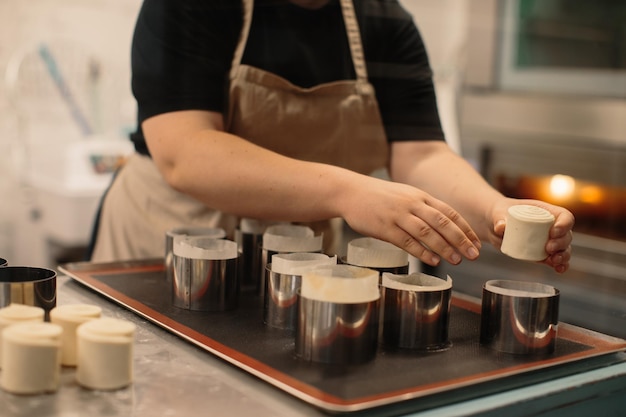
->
[0, 304, 45, 369]
[500, 205, 555, 261]
[76, 318, 136, 390]
[50, 304, 102, 366]
[1, 322, 62, 394]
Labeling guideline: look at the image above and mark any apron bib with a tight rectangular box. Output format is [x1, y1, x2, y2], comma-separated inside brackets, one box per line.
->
[227, 0, 388, 174]
[91, 0, 388, 262]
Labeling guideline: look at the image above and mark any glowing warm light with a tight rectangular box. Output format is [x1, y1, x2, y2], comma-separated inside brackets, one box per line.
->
[549, 175, 576, 200]
[579, 185, 603, 204]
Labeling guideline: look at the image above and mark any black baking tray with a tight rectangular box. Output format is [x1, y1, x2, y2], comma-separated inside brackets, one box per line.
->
[59, 259, 626, 414]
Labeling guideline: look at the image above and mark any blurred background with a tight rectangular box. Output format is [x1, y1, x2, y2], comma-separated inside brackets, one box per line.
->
[0, 0, 139, 267]
[0, 0, 624, 337]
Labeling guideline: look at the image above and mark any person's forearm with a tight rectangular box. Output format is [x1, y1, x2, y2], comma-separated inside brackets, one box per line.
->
[391, 142, 504, 241]
[152, 127, 364, 222]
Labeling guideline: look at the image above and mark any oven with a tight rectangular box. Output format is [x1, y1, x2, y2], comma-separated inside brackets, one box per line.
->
[443, 0, 626, 339]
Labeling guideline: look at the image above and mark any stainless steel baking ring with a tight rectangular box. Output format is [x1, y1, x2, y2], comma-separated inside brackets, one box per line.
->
[0, 266, 57, 319]
[381, 272, 452, 351]
[480, 279, 559, 355]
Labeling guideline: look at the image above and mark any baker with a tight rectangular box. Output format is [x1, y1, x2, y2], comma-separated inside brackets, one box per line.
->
[89, 0, 573, 273]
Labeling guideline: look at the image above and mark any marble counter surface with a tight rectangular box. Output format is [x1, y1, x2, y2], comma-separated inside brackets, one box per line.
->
[1, 276, 323, 417]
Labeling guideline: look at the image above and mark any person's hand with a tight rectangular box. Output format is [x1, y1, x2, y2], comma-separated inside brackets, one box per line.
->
[491, 198, 574, 273]
[339, 178, 481, 267]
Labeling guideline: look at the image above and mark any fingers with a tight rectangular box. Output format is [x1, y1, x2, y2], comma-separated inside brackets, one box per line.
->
[550, 210, 576, 240]
[544, 229, 573, 273]
[547, 228, 573, 253]
[544, 243, 571, 273]
[544, 207, 575, 273]
[392, 199, 481, 266]
[388, 230, 441, 267]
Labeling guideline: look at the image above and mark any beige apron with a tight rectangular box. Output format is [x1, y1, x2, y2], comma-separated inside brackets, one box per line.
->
[91, 0, 388, 262]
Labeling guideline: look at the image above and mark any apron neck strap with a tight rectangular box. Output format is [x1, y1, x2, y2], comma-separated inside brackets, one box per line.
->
[338, 0, 368, 82]
[230, 0, 369, 83]
[230, 0, 254, 79]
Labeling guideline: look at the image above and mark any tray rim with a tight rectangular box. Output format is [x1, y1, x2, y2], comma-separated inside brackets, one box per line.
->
[58, 259, 626, 413]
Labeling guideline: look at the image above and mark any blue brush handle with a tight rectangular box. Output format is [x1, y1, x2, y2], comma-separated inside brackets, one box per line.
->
[38, 43, 93, 136]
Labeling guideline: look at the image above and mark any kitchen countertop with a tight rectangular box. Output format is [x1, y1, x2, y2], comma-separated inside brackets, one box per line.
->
[2, 276, 625, 417]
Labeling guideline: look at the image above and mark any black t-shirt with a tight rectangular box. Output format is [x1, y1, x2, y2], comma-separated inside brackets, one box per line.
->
[130, 0, 445, 156]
